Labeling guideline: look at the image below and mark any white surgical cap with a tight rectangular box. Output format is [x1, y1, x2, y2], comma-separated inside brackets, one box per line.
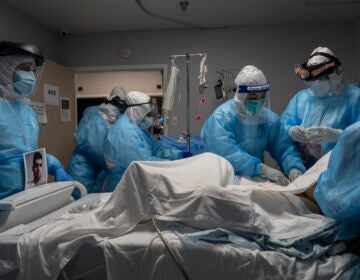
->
[108, 86, 127, 101]
[235, 65, 268, 88]
[125, 91, 151, 125]
[307, 47, 336, 67]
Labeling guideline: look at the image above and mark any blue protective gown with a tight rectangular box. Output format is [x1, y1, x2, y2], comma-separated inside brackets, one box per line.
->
[281, 82, 360, 168]
[103, 114, 181, 191]
[67, 106, 110, 193]
[314, 121, 360, 240]
[201, 99, 306, 177]
[0, 100, 72, 199]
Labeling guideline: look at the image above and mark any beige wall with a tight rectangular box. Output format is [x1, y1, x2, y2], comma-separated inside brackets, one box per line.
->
[32, 59, 76, 169]
[76, 70, 163, 98]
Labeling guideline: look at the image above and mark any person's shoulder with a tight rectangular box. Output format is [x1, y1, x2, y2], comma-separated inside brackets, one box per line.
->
[343, 82, 360, 97]
[262, 109, 280, 123]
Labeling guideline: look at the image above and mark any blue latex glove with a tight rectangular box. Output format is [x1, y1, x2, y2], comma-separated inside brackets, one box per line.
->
[307, 126, 343, 144]
[55, 167, 74, 182]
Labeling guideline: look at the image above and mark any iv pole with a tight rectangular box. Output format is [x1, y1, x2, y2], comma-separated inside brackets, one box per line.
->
[169, 52, 206, 157]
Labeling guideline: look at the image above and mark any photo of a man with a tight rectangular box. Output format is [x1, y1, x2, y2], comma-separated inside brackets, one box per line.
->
[24, 148, 48, 189]
[31, 152, 44, 187]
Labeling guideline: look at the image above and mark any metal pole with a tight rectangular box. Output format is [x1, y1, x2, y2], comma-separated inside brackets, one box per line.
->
[169, 52, 206, 157]
[186, 52, 191, 154]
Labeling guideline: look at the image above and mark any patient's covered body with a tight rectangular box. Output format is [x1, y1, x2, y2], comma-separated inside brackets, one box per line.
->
[16, 152, 359, 280]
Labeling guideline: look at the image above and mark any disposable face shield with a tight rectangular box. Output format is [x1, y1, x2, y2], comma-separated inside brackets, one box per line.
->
[125, 91, 155, 126]
[305, 72, 344, 97]
[0, 55, 43, 100]
[234, 83, 270, 123]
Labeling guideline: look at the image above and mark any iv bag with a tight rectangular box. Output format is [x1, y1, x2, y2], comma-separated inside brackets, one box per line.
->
[163, 64, 180, 112]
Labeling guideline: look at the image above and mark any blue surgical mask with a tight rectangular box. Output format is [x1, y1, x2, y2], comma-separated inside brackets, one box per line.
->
[139, 116, 153, 130]
[13, 71, 36, 96]
[308, 80, 332, 97]
[245, 99, 265, 116]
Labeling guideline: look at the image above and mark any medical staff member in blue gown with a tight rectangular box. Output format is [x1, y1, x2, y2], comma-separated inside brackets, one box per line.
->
[282, 47, 360, 168]
[67, 86, 127, 193]
[297, 121, 360, 254]
[315, 121, 360, 245]
[103, 91, 182, 191]
[0, 41, 73, 199]
[201, 65, 306, 186]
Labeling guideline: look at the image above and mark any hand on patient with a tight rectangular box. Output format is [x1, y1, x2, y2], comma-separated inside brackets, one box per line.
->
[260, 164, 290, 186]
[288, 168, 303, 182]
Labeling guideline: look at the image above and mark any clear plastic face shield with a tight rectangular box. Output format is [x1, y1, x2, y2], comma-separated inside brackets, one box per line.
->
[234, 83, 270, 123]
[0, 55, 43, 100]
[125, 95, 156, 130]
[305, 72, 343, 97]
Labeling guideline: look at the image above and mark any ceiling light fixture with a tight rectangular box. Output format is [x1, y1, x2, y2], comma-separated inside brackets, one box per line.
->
[134, 0, 229, 29]
[179, 0, 189, 14]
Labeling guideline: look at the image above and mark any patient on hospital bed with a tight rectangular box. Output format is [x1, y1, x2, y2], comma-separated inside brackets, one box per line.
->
[13, 120, 360, 279]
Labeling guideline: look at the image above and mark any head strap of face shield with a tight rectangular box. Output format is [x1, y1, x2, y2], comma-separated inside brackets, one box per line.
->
[0, 41, 44, 66]
[294, 52, 341, 81]
[125, 101, 151, 108]
[237, 83, 269, 94]
[105, 96, 127, 113]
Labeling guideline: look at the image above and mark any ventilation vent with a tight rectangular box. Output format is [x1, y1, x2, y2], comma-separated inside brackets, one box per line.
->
[305, 0, 360, 5]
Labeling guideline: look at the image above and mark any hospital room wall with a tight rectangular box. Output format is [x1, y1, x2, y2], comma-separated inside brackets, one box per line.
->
[0, 1, 62, 63]
[0, 1, 358, 138]
[59, 22, 357, 136]
[356, 17, 360, 80]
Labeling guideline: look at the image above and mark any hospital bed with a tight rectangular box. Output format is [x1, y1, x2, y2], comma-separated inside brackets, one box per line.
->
[0, 153, 359, 280]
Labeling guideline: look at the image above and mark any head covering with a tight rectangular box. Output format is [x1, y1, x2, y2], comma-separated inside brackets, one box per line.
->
[125, 91, 152, 125]
[108, 86, 127, 101]
[99, 86, 128, 127]
[234, 65, 270, 118]
[0, 41, 44, 100]
[294, 46, 342, 81]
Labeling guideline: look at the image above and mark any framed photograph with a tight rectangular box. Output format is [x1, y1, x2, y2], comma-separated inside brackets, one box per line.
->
[23, 148, 48, 189]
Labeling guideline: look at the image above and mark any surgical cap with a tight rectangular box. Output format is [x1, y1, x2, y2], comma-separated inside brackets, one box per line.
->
[306, 47, 336, 67]
[235, 65, 268, 88]
[108, 86, 127, 101]
[294, 46, 342, 81]
[125, 91, 151, 125]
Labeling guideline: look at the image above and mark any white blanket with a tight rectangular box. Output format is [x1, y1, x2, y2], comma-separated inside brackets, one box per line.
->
[16, 152, 353, 280]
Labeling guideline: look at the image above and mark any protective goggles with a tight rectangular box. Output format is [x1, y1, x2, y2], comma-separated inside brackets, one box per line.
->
[237, 83, 270, 94]
[294, 52, 341, 81]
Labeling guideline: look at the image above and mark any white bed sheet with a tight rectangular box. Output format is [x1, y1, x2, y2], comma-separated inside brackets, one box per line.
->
[60, 221, 360, 280]
[2, 152, 359, 280]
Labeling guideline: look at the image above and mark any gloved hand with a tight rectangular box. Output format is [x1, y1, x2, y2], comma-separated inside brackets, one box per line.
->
[288, 168, 303, 182]
[260, 164, 290, 186]
[307, 126, 343, 144]
[55, 167, 74, 182]
[289, 126, 309, 143]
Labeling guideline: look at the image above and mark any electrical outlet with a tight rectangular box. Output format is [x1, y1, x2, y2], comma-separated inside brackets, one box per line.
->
[172, 116, 178, 126]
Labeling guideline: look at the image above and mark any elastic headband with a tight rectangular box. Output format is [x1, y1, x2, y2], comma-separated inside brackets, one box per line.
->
[237, 83, 270, 94]
[294, 52, 341, 81]
[125, 101, 151, 107]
